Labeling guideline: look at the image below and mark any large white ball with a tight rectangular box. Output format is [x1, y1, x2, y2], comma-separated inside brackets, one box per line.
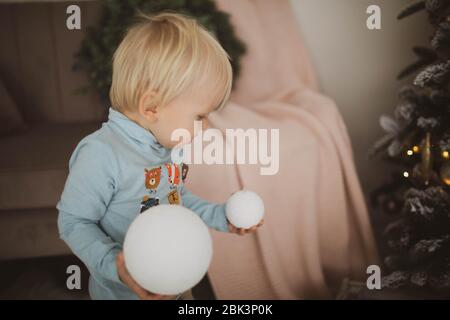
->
[225, 190, 265, 229]
[123, 204, 212, 295]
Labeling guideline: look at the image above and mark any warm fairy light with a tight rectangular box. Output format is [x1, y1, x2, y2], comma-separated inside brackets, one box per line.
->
[444, 178, 450, 186]
[407, 150, 414, 156]
[412, 145, 420, 153]
[443, 151, 449, 159]
[441, 161, 450, 186]
[403, 171, 409, 178]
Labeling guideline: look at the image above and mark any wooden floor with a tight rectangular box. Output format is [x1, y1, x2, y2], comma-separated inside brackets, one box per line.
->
[0, 255, 216, 300]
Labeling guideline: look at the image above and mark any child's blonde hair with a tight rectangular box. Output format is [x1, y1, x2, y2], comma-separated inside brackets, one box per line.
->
[110, 12, 233, 112]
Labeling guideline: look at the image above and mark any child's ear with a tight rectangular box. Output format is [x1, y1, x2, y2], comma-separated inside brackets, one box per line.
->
[138, 90, 159, 122]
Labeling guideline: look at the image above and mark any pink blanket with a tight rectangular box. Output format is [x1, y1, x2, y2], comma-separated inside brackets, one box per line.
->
[185, 0, 379, 299]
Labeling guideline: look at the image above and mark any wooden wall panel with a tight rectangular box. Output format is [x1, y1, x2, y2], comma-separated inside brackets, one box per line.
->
[83, 1, 107, 121]
[0, 1, 106, 124]
[15, 3, 61, 122]
[0, 4, 26, 118]
[51, 1, 105, 122]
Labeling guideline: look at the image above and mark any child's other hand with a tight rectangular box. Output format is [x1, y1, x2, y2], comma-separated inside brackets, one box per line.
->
[116, 251, 177, 300]
[228, 218, 264, 235]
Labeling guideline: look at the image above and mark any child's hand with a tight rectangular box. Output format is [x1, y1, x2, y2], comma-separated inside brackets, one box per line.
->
[116, 251, 177, 300]
[227, 218, 264, 235]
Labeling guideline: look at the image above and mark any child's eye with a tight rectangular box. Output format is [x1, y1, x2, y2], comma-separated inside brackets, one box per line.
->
[196, 115, 204, 120]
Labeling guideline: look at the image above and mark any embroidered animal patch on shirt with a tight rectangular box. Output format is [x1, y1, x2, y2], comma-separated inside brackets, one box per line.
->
[182, 163, 189, 182]
[144, 166, 161, 193]
[168, 189, 180, 205]
[166, 163, 181, 187]
[140, 162, 188, 213]
[140, 195, 160, 213]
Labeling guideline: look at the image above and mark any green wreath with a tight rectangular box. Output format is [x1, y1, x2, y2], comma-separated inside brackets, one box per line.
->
[74, 0, 246, 104]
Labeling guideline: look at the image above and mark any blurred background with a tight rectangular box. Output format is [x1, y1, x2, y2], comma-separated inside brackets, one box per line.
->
[0, 0, 431, 299]
[291, 0, 431, 198]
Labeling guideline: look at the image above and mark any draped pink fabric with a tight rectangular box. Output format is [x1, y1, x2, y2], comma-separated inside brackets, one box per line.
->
[184, 0, 379, 299]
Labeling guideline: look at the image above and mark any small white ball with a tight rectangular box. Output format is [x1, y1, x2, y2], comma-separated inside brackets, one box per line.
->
[123, 204, 212, 295]
[225, 190, 265, 229]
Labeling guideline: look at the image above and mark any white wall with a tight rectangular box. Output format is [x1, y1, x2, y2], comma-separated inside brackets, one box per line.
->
[290, 0, 431, 198]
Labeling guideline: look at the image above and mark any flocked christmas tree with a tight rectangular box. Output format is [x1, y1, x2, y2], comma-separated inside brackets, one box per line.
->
[370, 0, 450, 294]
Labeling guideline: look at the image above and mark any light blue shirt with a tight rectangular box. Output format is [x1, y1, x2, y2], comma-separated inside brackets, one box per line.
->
[57, 107, 229, 300]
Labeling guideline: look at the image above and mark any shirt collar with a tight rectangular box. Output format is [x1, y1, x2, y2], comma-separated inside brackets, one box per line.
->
[107, 107, 166, 154]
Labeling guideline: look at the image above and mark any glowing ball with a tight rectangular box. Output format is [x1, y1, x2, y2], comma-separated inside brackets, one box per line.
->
[123, 204, 212, 295]
[225, 190, 265, 229]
